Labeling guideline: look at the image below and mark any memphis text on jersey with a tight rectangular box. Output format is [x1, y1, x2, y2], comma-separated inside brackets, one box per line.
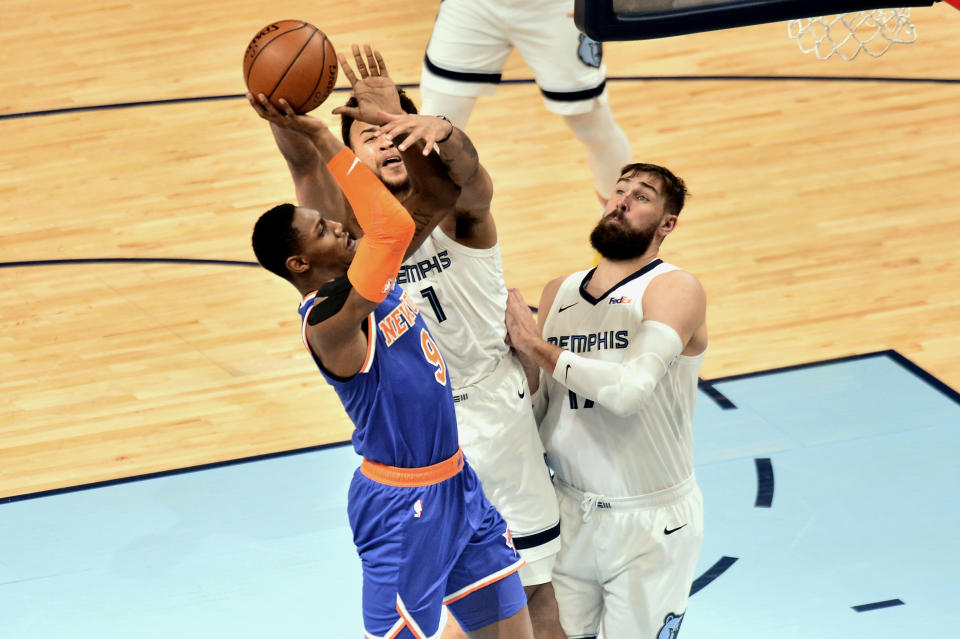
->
[378, 291, 422, 346]
[397, 250, 451, 284]
[547, 330, 628, 353]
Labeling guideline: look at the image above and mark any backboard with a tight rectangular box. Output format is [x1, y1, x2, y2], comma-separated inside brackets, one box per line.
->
[573, 0, 942, 40]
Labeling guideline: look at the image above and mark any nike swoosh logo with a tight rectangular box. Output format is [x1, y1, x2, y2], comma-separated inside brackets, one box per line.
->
[664, 524, 687, 535]
[346, 156, 362, 175]
[558, 303, 577, 312]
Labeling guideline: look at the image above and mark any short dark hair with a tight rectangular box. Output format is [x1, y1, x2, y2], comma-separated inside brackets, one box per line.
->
[620, 163, 689, 216]
[339, 88, 419, 147]
[251, 203, 300, 282]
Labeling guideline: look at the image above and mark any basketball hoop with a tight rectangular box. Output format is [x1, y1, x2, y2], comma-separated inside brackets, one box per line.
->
[787, 9, 917, 60]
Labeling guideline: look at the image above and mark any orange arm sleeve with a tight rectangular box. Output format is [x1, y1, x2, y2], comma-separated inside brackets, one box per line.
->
[327, 148, 415, 303]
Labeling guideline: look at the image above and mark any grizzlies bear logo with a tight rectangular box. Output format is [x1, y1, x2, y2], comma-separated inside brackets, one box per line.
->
[578, 33, 603, 68]
[657, 611, 685, 639]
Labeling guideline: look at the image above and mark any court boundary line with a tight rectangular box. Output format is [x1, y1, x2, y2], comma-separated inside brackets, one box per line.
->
[0, 441, 353, 505]
[698, 378, 737, 409]
[2, 73, 957, 121]
[3, 348, 954, 505]
[0, 257, 259, 269]
[709, 349, 959, 404]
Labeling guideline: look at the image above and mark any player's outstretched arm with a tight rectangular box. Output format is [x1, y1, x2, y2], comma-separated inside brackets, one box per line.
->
[506, 273, 706, 417]
[250, 93, 364, 236]
[379, 112, 495, 248]
[267, 122, 359, 237]
[248, 93, 344, 162]
[381, 112, 492, 207]
[303, 150, 417, 378]
[332, 45, 461, 256]
[331, 44, 490, 248]
[331, 44, 401, 126]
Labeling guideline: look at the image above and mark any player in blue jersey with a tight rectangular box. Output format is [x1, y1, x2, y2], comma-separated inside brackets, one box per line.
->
[247, 85, 534, 638]
[265, 45, 566, 639]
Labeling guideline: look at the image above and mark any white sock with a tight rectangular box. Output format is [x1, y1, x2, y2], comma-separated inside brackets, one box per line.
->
[418, 87, 479, 130]
[562, 102, 632, 200]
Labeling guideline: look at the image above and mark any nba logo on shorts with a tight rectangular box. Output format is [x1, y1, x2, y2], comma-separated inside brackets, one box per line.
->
[413, 499, 423, 518]
[503, 529, 517, 556]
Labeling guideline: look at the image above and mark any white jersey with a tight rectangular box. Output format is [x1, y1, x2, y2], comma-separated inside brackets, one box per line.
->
[398, 227, 509, 390]
[399, 227, 561, 581]
[539, 259, 705, 498]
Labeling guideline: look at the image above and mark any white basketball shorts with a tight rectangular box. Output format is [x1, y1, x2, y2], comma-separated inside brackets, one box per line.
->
[454, 353, 561, 586]
[421, 0, 608, 115]
[552, 475, 704, 638]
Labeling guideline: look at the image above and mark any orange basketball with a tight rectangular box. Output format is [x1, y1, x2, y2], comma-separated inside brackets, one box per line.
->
[243, 20, 338, 114]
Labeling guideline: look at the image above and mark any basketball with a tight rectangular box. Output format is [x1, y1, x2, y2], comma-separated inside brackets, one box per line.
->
[243, 20, 338, 114]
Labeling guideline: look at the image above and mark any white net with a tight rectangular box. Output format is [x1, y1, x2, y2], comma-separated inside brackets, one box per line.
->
[787, 9, 917, 61]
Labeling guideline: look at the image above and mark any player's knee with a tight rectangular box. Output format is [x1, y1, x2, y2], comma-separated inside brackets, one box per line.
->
[524, 582, 564, 636]
[440, 611, 469, 639]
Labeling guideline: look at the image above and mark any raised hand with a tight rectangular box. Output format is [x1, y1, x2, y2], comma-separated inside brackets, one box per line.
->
[247, 92, 328, 138]
[379, 113, 455, 156]
[331, 44, 402, 125]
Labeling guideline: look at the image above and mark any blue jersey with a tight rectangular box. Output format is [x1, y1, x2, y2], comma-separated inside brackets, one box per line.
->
[298, 283, 459, 468]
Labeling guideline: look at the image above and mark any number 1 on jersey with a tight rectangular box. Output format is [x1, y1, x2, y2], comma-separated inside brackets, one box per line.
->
[420, 328, 447, 386]
[420, 286, 447, 323]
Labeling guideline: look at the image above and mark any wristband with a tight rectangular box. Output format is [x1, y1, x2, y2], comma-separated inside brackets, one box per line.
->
[435, 115, 454, 144]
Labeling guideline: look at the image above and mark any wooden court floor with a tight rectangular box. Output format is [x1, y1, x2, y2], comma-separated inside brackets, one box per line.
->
[1, 1, 958, 500]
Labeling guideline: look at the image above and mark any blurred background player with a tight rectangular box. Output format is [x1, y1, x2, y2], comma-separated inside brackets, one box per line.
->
[419, 0, 632, 204]
[247, 90, 534, 638]
[260, 45, 565, 638]
[504, 163, 707, 638]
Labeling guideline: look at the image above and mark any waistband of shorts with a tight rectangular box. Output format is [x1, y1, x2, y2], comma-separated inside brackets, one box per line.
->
[360, 448, 465, 487]
[454, 351, 523, 400]
[555, 474, 697, 510]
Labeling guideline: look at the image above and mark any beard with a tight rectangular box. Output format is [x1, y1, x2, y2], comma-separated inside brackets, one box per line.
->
[589, 212, 657, 260]
[381, 173, 411, 196]
[377, 161, 411, 196]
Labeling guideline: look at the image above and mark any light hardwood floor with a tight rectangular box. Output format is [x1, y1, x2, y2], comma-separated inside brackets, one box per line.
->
[2, 1, 958, 499]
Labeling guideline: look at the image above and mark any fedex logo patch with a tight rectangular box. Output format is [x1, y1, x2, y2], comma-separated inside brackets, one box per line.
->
[608, 296, 632, 304]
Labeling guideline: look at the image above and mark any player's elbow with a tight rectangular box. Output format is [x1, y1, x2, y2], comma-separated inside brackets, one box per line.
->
[597, 375, 658, 417]
[401, 209, 417, 234]
[435, 179, 462, 211]
[376, 208, 416, 252]
[397, 214, 416, 247]
[600, 395, 647, 418]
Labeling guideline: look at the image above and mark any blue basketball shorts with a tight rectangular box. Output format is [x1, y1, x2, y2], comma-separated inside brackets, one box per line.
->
[348, 448, 527, 638]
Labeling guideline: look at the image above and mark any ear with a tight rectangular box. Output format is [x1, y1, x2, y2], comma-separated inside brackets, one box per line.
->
[658, 213, 678, 238]
[285, 254, 309, 276]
